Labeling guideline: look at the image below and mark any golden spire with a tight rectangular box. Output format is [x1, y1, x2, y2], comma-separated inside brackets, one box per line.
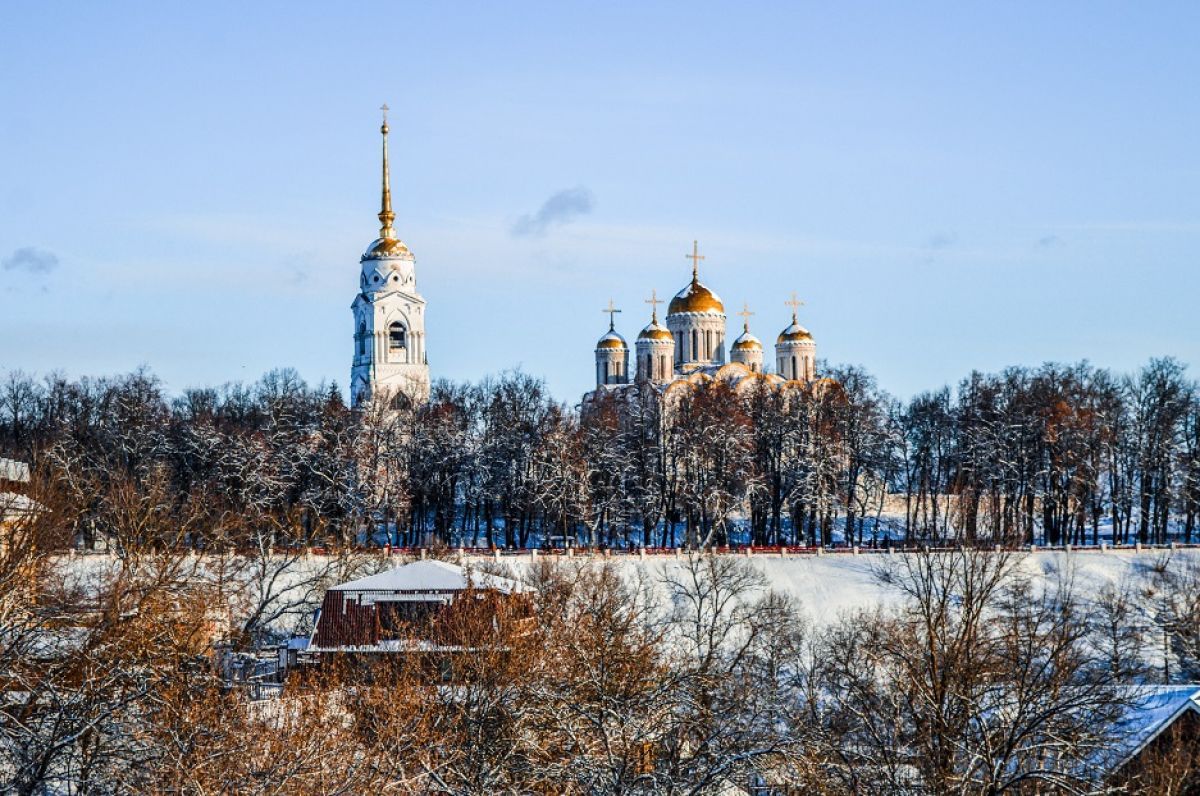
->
[645, 289, 662, 323]
[378, 103, 396, 240]
[685, 240, 705, 281]
[738, 302, 754, 333]
[602, 298, 622, 331]
[785, 292, 805, 323]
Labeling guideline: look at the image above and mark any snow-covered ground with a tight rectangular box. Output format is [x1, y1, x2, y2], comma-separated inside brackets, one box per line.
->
[54, 547, 1194, 637]
[479, 548, 1186, 628]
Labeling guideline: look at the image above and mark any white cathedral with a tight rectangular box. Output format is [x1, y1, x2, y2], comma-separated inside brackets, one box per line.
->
[583, 242, 819, 408]
[346, 110, 818, 410]
[350, 107, 431, 408]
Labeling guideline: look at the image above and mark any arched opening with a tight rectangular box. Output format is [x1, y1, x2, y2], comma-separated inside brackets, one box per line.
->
[388, 322, 407, 351]
[691, 330, 698, 361]
[791, 356, 798, 380]
[357, 322, 366, 356]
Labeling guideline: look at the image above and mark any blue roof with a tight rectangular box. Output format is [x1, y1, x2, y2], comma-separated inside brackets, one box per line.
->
[1099, 685, 1200, 774]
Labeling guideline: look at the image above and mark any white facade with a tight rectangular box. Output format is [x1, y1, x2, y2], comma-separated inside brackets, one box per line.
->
[775, 316, 816, 382]
[635, 314, 675, 385]
[350, 112, 431, 408]
[730, 328, 764, 372]
[595, 329, 630, 387]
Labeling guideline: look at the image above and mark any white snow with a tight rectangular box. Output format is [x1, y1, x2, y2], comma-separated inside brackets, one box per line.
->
[331, 559, 525, 594]
[477, 548, 1188, 628]
[50, 548, 1198, 635]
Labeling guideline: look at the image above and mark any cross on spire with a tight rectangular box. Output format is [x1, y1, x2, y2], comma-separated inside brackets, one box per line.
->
[645, 289, 662, 322]
[738, 302, 754, 332]
[685, 240, 705, 281]
[785, 292, 805, 323]
[602, 298, 622, 330]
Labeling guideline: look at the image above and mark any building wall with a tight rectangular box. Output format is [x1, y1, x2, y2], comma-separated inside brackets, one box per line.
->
[351, 254, 431, 407]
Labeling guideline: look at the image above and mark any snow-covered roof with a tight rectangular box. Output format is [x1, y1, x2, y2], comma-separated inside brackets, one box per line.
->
[1099, 685, 1200, 774]
[331, 559, 524, 594]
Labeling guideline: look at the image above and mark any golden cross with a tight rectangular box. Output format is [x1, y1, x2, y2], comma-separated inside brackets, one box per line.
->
[738, 302, 754, 331]
[645, 289, 662, 321]
[685, 240, 705, 280]
[602, 298, 622, 330]
[785, 292, 805, 321]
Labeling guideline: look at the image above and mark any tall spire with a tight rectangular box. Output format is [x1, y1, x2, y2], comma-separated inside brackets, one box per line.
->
[378, 104, 396, 240]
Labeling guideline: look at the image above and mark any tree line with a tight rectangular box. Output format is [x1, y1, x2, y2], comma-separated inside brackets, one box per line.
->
[2, 356, 1198, 551]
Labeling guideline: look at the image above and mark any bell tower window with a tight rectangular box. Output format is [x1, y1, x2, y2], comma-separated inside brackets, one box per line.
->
[388, 322, 407, 351]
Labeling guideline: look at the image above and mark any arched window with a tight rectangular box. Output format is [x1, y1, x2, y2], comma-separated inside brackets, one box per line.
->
[691, 330, 698, 361]
[357, 322, 366, 356]
[388, 322, 407, 351]
[791, 356, 798, 380]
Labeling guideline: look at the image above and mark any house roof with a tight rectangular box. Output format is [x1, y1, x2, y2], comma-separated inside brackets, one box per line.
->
[1101, 685, 1200, 774]
[330, 559, 524, 594]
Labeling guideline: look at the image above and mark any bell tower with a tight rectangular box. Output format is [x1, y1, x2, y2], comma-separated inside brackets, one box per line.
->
[350, 105, 431, 408]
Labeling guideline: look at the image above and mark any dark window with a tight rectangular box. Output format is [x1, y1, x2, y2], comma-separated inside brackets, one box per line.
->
[388, 322, 406, 350]
[378, 600, 445, 638]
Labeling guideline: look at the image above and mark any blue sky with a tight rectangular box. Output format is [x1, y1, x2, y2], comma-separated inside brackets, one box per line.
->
[2, 2, 1199, 402]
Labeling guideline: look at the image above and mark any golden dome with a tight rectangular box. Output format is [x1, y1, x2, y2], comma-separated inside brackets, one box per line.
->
[776, 321, 814, 344]
[596, 330, 628, 350]
[668, 280, 724, 315]
[363, 236, 414, 260]
[638, 322, 673, 342]
[732, 332, 762, 351]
